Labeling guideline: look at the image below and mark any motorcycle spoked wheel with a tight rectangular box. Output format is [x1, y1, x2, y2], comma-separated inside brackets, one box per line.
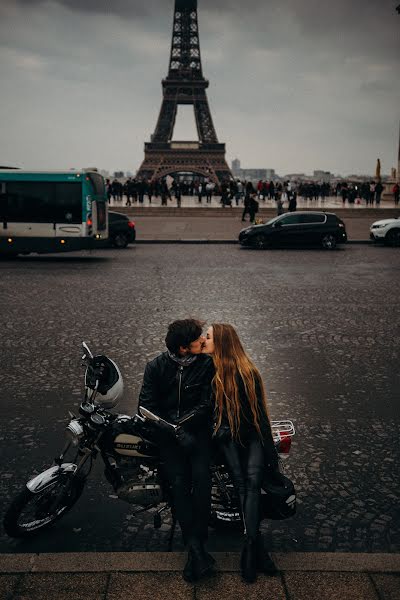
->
[3, 475, 85, 538]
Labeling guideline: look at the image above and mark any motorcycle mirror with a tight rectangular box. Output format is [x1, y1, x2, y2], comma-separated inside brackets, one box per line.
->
[139, 407, 178, 431]
[139, 407, 160, 422]
[82, 342, 93, 359]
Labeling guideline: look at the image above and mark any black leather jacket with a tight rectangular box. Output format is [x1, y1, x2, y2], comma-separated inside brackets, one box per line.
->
[138, 352, 214, 431]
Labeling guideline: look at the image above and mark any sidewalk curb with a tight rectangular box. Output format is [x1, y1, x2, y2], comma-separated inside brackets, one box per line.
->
[1, 552, 399, 574]
[134, 240, 372, 245]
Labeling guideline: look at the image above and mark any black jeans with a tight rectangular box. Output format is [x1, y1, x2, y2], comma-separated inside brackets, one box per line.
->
[160, 431, 212, 544]
[220, 434, 264, 540]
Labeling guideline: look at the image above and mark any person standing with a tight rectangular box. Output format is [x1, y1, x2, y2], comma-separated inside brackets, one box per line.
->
[393, 182, 399, 206]
[375, 180, 383, 205]
[139, 319, 215, 583]
[276, 192, 284, 216]
[174, 181, 182, 208]
[369, 181, 376, 205]
[288, 191, 297, 212]
[205, 181, 214, 203]
[198, 183, 203, 203]
[202, 324, 279, 583]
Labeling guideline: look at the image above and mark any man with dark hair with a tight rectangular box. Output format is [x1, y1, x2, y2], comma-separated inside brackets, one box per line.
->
[138, 319, 215, 582]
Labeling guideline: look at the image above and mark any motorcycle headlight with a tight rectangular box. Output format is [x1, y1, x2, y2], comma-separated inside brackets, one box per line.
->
[66, 419, 84, 447]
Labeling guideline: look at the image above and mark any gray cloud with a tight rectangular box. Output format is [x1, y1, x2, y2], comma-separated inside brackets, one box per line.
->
[1, 0, 399, 174]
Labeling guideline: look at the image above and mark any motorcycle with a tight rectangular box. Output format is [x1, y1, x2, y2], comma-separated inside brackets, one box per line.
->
[3, 343, 296, 546]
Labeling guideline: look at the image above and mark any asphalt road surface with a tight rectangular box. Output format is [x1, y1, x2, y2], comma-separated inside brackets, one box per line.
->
[0, 244, 399, 554]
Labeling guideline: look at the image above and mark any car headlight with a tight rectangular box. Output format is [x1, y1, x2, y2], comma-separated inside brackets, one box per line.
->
[371, 224, 386, 229]
[66, 420, 84, 447]
[241, 228, 253, 235]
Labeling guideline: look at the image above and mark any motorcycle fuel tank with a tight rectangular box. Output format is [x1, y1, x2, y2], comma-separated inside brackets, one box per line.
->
[113, 433, 158, 458]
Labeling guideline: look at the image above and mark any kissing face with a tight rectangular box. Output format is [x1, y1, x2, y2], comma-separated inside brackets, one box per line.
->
[201, 326, 214, 354]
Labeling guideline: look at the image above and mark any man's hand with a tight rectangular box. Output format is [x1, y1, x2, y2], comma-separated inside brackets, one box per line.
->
[175, 426, 196, 452]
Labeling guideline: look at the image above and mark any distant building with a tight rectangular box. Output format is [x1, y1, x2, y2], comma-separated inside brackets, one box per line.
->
[313, 170, 332, 182]
[231, 158, 241, 176]
[231, 159, 275, 182]
[113, 171, 124, 179]
[240, 169, 268, 181]
[284, 173, 306, 181]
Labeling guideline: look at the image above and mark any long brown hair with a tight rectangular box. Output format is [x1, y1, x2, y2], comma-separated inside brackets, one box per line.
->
[211, 323, 270, 440]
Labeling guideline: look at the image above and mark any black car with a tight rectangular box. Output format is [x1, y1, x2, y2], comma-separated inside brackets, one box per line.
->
[108, 211, 136, 248]
[239, 212, 347, 250]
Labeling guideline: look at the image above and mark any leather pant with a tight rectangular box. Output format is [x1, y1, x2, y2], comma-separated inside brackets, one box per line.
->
[220, 434, 265, 540]
[160, 431, 212, 544]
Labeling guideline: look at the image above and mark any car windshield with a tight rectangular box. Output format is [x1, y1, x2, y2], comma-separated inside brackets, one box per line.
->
[264, 215, 283, 226]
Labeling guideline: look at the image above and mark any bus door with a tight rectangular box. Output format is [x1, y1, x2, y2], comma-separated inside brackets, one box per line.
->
[54, 182, 84, 239]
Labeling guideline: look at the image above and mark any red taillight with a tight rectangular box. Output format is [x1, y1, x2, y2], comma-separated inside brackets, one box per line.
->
[277, 435, 292, 454]
[128, 221, 135, 229]
[87, 218, 93, 226]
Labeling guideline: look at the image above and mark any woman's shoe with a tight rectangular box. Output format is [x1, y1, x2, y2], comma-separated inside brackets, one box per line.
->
[240, 537, 258, 583]
[256, 535, 278, 576]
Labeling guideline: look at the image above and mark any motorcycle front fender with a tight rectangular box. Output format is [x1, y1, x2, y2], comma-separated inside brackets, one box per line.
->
[27, 463, 77, 494]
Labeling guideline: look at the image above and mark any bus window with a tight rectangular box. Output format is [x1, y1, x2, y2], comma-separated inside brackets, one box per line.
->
[55, 182, 82, 224]
[87, 173, 105, 197]
[3, 181, 57, 223]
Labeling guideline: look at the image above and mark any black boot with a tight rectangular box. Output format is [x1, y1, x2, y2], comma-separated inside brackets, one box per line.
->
[240, 537, 258, 583]
[256, 534, 278, 576]
[182, 550, 195, 583]
[183, 539, 214, 582]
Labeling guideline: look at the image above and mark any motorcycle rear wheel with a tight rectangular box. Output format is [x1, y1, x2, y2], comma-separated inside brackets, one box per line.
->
[3, 476, 85, 538]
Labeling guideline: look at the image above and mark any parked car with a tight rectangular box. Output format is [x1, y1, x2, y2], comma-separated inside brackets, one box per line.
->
[108, 211, 136, 248]
[370, 217, 400, 247]
[239, 212, 347, 250]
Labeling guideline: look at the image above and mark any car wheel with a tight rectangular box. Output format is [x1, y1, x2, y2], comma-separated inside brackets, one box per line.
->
[253, 234, 269, 249]
[385, 229, 400, 247]
[321, 233, 337, 250]
[112, 233, 129, 249]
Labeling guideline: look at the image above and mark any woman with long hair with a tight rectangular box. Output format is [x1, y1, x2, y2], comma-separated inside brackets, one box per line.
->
[202, 323, 278, 583]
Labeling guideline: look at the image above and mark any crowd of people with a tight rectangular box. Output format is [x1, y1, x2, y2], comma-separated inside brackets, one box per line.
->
[105, 176, 398, 217]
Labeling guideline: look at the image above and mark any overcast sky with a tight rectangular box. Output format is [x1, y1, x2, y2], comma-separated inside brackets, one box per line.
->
[1, 0, 399, 176]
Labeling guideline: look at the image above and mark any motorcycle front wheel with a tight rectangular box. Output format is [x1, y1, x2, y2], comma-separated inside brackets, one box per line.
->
[3, 476, 85, 538]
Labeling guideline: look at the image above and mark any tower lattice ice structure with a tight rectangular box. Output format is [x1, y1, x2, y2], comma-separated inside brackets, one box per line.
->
[136, 0, 232, 185]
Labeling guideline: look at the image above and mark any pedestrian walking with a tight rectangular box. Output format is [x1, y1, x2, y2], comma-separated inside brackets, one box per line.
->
[248, 193, 259, 223]
[241, 193, 251, 221]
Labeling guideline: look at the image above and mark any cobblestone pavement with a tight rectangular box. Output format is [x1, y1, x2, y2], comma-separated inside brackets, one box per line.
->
[0, 245, 399, 555]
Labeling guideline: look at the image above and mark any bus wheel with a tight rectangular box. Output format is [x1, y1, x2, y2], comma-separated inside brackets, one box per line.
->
[112, 233, 129, 249]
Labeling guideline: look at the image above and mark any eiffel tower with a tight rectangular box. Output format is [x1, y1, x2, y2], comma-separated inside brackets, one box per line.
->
[136, 0, 232, 185]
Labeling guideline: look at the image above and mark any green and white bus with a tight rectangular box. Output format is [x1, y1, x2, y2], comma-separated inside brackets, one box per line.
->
[0, 170, 108, 256]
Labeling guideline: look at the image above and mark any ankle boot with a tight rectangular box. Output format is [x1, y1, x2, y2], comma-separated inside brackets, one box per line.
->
[256, 534, 278, 575]
[240, 537, 258, 583]
[189, 539, 215, 581]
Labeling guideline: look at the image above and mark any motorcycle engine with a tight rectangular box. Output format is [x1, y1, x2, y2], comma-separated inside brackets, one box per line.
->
[116, 465, 163, 506]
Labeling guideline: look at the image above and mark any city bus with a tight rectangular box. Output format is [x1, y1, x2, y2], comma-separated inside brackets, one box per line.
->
[0, 170, 108, 256]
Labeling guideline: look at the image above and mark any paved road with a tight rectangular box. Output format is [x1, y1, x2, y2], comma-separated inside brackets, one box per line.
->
[0, 245, 399, 555]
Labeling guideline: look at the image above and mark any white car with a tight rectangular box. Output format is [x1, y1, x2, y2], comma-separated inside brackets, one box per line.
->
[370, 217, 400, 247]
